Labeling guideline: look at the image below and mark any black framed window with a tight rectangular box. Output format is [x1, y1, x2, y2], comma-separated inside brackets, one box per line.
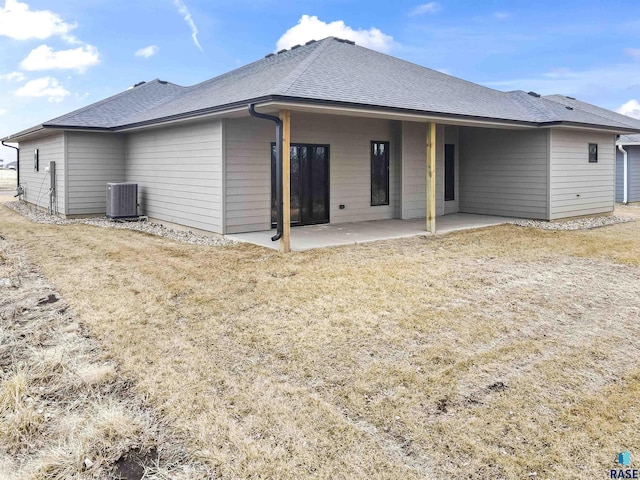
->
[588, 143, 598, 163]
[444, 144, 455, 201]
[371, 141, 389, 206]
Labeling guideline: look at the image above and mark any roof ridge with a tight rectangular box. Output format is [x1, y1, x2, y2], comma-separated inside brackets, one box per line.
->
[275, 38, 334, 95]
[187, 40, 326, 92]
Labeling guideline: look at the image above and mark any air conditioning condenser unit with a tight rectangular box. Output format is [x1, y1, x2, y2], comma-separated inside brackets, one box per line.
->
[106, 183, 138, 218]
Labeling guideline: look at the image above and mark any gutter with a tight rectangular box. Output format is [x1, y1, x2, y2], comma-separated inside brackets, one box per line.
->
[618, 144, 628, 204]
[248, 104, 283, 242]
[1, 125, 44, 142]
[1, 140, 20, 192]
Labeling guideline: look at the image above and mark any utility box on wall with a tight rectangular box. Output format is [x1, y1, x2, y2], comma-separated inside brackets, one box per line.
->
[106, 183, 138, 218]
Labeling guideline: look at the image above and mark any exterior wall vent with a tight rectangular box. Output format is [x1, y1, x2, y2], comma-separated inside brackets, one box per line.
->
[106, 183, 138, 218]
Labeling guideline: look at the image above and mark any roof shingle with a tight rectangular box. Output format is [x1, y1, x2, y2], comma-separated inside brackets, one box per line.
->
[7, 37, 640, 138]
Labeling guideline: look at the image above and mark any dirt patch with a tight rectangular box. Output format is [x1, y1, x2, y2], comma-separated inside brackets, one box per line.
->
[113, 447, 158, 480]
[36, 293, 58, 305]
[487, 381, 507, 392]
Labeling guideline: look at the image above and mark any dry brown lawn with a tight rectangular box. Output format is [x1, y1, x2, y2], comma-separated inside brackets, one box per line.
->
[1, 199, 640, 479]
[0, 215, 210, 478]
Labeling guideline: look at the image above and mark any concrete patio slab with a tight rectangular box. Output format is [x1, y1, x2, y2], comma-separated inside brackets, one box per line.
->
[228, 213, 518, 251]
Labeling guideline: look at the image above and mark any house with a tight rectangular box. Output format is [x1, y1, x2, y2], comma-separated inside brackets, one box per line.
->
[616, 134, 640, 204]
[539, 95, 640, 205]
[3, 36, 640, 251]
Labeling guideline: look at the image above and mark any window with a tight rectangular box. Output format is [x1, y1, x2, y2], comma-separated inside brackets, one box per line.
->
[588, 143, 598, 163]
[33, 148, 39, 172]
[371, 141, 389, 206]
[444, 144, 455, 201]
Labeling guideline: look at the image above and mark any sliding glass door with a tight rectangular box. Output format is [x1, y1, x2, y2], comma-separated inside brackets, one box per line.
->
[271, 144, 329, 226]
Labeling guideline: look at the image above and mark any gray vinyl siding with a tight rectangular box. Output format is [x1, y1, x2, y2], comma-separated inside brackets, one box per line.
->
[398, 121, 447, 219]
[295, 114, 397, 223]
[225, 113, 399, 234]
[125, 120, 223, 233]
[616, 149, 624, 202]
[224, 117, 271, 233]
[66, 132, 125, 215]
[390, 121, 402, 219]
[458, 127, 548, 219]
[549, 129, 615, 219]
[631, 146, 640, 203]
[434, 124, 446, 217]
[616, 145, 640, 203]
[18, 132, 66, 213]
[400, 121, 426, 219]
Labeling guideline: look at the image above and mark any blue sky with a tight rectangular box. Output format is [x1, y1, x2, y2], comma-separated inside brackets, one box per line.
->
[2, 0, 640, 161]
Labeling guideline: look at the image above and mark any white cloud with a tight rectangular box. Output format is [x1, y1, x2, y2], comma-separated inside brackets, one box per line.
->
[135, 45, 159, 58]
[20, 44, 99, 73]
[625, 48, 640, 61]
[410, 2, 441, 16]
[0, 109, 7, 116]
[493, 12, 510, 20]
[15, 76, 70, 102]
[542, 67, 574, 78]
[0, 71, 25, 82]
[276, 15, 395, 53]
[173, 0, 203, 52]
[0, 0, 76, 41]
[617, 99, 640, 119]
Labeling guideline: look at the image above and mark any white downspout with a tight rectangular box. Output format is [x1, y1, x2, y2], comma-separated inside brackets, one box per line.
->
[618, 144, 628, 204]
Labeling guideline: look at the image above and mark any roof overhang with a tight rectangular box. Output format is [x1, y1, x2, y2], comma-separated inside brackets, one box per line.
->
[114, 95, 640, 134]
[106, 96, 550, 132]
[253, 99, 540, 130]
[1, 125, 46, 142]
[6, 95, 640, 139]
[2, 124, 130, 142]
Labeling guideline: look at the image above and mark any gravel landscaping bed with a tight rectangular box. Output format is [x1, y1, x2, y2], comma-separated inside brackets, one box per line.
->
[4, 200, 236, 246]
[513, 215, 633, 230]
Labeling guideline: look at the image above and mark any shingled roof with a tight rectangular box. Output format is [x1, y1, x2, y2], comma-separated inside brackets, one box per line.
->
[45, 80, 185, 128]
[5, 37, 640, 140]
[544, 94, 640, 131]
[618, 134, 640, 145]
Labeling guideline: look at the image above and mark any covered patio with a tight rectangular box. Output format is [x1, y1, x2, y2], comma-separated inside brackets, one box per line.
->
[228, 213, 517, 251]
